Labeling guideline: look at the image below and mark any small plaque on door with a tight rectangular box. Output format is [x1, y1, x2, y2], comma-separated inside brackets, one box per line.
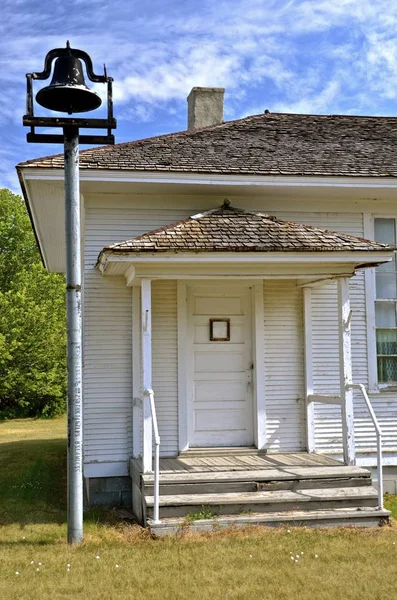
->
[209, 318, 230, 341]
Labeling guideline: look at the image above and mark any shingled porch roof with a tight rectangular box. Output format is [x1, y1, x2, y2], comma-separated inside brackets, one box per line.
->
[98, 201, 392, 263]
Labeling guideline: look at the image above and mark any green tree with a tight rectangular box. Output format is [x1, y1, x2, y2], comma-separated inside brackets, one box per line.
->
[0, 188, 66, 418]
[0, 188, 38, 292]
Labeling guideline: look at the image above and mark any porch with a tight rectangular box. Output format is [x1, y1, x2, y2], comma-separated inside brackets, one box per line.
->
[96, 202, 393, 465]
[96, 202, 394, 529]
[130, 449, 390, 535]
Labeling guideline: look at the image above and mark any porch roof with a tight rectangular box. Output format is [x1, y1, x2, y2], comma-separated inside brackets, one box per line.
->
[98, 200, 392, 258]
[97, 202, 394, 283]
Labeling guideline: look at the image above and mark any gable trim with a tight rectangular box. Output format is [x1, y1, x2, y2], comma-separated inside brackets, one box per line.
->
[19, 167, 397, 189]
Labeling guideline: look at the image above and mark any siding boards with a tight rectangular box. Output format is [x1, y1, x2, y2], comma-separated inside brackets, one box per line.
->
[271, 212, 397, 456]
[83, 272, 132, 463]
[264, 280, 305, 451]
[152, 280, 179, 456]
[84, 200, 397, 470]
[83, 204, 193, 471]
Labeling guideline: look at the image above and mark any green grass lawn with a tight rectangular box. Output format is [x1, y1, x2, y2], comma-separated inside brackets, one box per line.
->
[1, 417, 397, 600]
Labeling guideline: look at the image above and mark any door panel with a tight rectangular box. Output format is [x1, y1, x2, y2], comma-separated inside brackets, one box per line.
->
[195, 381, 246, 402]
[195, 409, 247, 431]
[193, 296, 243, 315]
[188, 286, 254, 447]
[194, 350, 246, 372]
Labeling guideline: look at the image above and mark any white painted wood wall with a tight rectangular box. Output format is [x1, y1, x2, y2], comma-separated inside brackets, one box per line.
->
[83, 202, 194, 475]
[264, 280, 305, 451]
[82, 195, 397, 477]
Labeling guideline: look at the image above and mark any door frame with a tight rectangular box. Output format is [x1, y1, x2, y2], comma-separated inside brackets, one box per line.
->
[177, 280, 266, 451]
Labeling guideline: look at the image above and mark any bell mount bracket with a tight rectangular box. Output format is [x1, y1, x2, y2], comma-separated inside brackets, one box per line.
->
[23, 41, 116, 145]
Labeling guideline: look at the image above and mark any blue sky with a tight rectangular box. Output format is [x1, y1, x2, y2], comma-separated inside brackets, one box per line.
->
[2, 0, 397, 191]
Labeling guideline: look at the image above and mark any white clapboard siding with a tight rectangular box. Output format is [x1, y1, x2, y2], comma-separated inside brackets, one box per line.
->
[271, 211, 397, 456]
[289, 212, 366, 455]
[83, 271, 132, 464]
[266, 212, 365, 455]
[264, 280, 305, 451]
[83, 203, 194, 470]
[83, 199, 397, 470]
[152, 280, 179, 456]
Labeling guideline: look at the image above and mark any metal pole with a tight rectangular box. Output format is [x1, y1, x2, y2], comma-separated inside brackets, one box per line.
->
[64, 125, 83, 544]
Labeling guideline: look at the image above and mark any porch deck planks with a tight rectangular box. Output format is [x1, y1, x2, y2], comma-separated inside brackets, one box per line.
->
[183, 456, 246, 472]
[153, 452, 343, 475]
[159, 458, 191, 472]
[230, 455, 276, 468]
[289, 453, 341, 466]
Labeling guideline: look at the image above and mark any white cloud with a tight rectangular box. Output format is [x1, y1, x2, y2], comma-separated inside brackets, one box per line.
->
[3, 0, 397, 187]
[269, 80, 341, 115]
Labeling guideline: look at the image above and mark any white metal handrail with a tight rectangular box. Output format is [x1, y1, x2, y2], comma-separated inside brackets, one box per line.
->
[143, 388, 161, 524]
[347, 383, 384, 510]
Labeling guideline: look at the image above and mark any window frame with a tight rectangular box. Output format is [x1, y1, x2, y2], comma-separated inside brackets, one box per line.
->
[365, 213, 397, 391]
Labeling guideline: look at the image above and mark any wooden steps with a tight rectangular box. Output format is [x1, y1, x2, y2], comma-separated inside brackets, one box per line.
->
[130, 457, 390, 533]
[145, 486, 379, 518]
[143, 465, 370, 486]
[149, 507, 391, 536]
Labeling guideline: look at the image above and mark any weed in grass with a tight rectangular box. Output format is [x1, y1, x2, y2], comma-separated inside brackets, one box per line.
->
[238, 508, 252, 516]
[185, 505, 214, 522]
[384, 492, 397, 519]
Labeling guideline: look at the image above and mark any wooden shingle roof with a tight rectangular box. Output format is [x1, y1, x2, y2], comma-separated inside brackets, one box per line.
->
[17, 112, 397, 178]
[100, 201, 392, 256]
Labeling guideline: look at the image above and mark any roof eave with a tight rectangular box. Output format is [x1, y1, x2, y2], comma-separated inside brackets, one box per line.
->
[17, 167, 47, 269]
[98, 249, 394, 273]
[17, 166, 397, 188]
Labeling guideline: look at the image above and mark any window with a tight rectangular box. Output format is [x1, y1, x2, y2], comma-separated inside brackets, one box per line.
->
[374, 218, 397, 383]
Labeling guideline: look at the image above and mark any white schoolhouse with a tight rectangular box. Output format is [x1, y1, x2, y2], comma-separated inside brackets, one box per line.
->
[18, 88, 397, 532]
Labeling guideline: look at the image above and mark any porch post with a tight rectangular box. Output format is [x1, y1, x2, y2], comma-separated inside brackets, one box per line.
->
[337, 278, 355, 465]
[132, 286, 141, 458]
[141, 279, 153, 473]
[253, 283, 266, 449]
[303, 287, 315, 453]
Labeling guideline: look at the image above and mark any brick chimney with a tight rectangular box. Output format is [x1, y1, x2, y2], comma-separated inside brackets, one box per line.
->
[187, 87, 225, 132]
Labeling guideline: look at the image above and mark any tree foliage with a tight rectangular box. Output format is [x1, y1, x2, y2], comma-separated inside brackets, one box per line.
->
[0, 189, 66, 418]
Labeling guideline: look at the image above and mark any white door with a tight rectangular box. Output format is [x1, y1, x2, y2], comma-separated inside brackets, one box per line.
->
[188, 285, 254, 447]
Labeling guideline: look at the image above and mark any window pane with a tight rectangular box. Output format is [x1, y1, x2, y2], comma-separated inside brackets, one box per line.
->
[375, 303, 396, 327]
[377, 357, 397, 382]
[375, 219, 397, 383]
[376, 273, 397, 298]
[374, 218, 396, 244]
[376, 329, 397, 355]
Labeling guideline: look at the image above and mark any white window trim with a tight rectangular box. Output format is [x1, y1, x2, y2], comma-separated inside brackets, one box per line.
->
[364, 212, 397, 392]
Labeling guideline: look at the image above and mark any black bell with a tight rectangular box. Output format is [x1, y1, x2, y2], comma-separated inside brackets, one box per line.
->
[36, 55, 102, 114]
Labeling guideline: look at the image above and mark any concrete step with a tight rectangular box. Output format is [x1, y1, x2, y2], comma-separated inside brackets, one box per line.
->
[148, 507, 391, 536]
[145, 485, 379, 519]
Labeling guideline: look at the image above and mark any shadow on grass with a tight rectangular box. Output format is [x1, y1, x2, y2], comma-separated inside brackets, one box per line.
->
[0, 438, 67, 526]
[0, 437, 129, 532]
